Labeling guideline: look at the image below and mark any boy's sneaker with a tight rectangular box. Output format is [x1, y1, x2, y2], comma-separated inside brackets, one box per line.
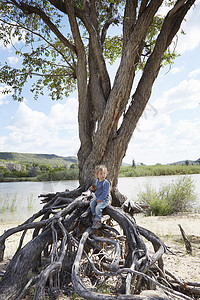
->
[92, 221, 101, 229]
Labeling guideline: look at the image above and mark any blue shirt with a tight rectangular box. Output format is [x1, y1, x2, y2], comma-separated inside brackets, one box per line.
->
[94, 179, 110, 202]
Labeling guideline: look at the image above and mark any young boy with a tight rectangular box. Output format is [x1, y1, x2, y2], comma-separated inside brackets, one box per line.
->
[90, 165, 110, 229]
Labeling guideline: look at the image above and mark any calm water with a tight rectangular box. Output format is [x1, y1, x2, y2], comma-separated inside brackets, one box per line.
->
[0, 174, 200, 223]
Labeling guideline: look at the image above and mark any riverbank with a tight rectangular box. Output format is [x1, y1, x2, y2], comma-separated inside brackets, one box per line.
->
[1, 213, 200, 283]
[1, 164, 200, 182]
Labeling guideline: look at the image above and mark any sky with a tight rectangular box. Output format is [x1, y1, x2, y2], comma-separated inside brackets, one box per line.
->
[0, 2, 200, 166]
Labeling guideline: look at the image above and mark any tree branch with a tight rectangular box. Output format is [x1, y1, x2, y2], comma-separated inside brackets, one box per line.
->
[34, 219, 68, 300]
[64, 0, 90, 162]
[101, 2, 119, 45]
[71, 0, 111, 100]
[123, 0, 137, 48]
[8, 0, 76, 53]
[82, 1, 164, 166]
[48, 0, 67, 14]
[138, 0, 150, 17]
[116, 0, 195, 153]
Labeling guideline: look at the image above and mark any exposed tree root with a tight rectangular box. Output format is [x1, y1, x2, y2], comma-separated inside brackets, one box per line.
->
[0, 189, 199, 300]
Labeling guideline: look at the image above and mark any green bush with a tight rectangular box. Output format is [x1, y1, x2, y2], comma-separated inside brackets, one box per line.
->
[137, 176, 197, 216]
[37, 168, 79, 181]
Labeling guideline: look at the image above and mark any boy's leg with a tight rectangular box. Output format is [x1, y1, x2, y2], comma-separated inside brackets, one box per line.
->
[94, 200, 108, 222]
[90, 198, 97, 216]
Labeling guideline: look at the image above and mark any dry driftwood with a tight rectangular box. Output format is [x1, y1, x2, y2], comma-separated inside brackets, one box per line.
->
[178, 224, 192, 254]
[0, 188, 199, 300]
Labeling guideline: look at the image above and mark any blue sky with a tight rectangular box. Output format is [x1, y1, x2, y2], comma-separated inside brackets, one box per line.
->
[0, 2, 200, 165]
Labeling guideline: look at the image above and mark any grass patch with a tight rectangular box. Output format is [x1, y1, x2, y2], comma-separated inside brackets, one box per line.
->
[137, 176, 198, 216]
[0, 194, 17, 213]
[119, 164, 200, 177]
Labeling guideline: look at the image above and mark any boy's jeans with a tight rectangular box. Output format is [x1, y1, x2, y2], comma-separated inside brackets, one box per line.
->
[90, 197, 109, 222]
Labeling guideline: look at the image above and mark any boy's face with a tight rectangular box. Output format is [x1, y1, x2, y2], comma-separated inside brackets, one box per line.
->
[98, 169, 107, 181]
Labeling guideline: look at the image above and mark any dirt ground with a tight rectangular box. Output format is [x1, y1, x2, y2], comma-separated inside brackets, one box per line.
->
[134, 213, 200, 283]
[0, 213, 200, 295]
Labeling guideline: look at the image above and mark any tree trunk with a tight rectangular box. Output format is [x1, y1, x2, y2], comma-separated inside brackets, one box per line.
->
[76, 0, 196, 204]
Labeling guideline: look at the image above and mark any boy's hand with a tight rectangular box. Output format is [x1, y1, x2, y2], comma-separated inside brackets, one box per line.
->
[90, 184, 97, 191]
[96, 199, 101, 204]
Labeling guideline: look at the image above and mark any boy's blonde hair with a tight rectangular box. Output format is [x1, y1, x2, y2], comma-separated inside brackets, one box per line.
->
[95, 165, 108, 177]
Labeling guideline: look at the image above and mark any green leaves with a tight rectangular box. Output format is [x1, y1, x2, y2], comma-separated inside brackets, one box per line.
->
[104, 35, 123, 64]
[0, 1, 184, 101]
[0, 0, 75, 101]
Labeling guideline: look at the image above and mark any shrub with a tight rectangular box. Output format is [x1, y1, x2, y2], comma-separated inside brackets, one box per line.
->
[137, 176, 197, 216]
[37, 168, 79, 181]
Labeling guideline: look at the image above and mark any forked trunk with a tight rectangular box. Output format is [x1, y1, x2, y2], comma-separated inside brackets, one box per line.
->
[78, 132, 128, 207]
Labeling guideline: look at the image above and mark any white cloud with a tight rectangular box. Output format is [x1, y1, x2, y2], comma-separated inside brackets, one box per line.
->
[124, 129, 171, 165]
[135, 108, 171, 133]
[1, 98, 79, 156]
[189, 68, 200, 78]
[153, 79, 200, 114]
[123, 76, 200, 165]
[124, 116, 200, 165]
[0, 86, 11, 105]
[165, 118, 200, 162]
[48, 98, 78, 130]
[9, 102, 46, 128]
[171, 66, 184, 74]
[173, 118, 200, 140]
[8, 56, 19, 65]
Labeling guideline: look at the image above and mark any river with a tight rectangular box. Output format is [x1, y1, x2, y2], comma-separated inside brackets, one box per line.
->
[0, 174, 200, 223]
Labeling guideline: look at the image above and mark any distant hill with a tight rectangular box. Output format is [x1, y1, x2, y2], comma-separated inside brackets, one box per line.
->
[0, 152, 78, 167]
[171, 158, 200, 165]
[0, 152, 199, 168]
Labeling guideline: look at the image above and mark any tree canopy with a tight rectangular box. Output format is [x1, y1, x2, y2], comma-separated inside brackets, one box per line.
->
[0, 0, 180, 101]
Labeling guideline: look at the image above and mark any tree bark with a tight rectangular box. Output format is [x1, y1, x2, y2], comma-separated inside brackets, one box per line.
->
[75, 0, 196, 197]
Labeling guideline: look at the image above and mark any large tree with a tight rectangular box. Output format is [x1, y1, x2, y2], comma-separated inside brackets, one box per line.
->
[1, 3, 200, 298]
[0, 0, 197, 204]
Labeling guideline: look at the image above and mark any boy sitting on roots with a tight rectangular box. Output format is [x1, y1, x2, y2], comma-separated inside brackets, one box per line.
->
[90, 165, 110, 229]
